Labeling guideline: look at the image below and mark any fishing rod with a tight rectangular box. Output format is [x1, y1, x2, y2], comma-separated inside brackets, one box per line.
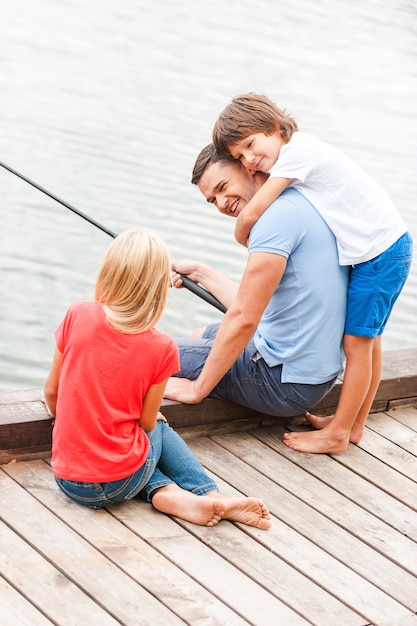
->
[0, 160, 227, 313]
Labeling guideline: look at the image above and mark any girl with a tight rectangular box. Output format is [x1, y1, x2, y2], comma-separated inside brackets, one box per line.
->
[44, 229, 271, 529]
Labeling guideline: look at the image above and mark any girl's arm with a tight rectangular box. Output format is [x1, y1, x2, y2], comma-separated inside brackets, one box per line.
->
[235, 176, 291, 246]
[44, 347, 63, 417]
[139, 379, 170, 432]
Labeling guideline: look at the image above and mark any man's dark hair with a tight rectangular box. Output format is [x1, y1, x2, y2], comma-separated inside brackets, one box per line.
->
[191, 143, 238, 185]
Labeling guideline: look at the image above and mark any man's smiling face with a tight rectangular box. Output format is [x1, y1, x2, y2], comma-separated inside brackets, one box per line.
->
[197, 160, 261, 217]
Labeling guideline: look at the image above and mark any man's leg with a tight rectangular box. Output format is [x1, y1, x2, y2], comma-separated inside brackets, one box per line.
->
[175, 324, 336, 417]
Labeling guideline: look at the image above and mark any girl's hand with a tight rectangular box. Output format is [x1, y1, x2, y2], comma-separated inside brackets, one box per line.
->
[156, 412, 167, 422]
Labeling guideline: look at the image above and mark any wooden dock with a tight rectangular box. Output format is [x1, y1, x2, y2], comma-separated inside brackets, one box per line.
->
[1, 348, 417, 625]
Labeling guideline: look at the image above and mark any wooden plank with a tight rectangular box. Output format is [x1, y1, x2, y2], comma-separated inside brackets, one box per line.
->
[376, 349, 417, 404]
[3, 460, 251, 626]
[203, 478, 409, 626]
[0, 522, 119, 626]
[326, 441, 417, 512]
[0, 468, 185, 626]
[365, 411, 417, 456]
[387, 405, 417, 432]
[188, 437, 417, 611]
[111, 500, 316, 626]
[160, 519, 364, 626]
[1, 348, 417, 462]
[0, 575, 53, 626]
[211, 430, 417, 575]
[251, 424, 417, 542]
[181, 474, 412, 626]
[356, 420, 417, 483]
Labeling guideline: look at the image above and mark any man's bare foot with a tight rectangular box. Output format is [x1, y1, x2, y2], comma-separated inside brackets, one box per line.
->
[152, 486, 224, 526]
[210, 494, 272, 530]
[283, 428, 350, 454]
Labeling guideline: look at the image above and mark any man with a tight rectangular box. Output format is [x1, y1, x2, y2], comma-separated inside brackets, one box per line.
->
[164, 144, 348, 417]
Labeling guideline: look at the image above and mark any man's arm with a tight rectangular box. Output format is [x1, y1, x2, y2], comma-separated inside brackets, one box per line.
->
[165, 251, 287, 403]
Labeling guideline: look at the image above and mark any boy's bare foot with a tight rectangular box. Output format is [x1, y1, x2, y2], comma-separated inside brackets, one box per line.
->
[283, 427, 350, 454]
[303, 411, 365, 445]
[349, 422, 365, 444]
[303, 411, 334, 429]
[211, 494, 272, 530]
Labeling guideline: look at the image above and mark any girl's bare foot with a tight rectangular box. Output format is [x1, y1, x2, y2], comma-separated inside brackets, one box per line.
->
[152, 486, 272, 529]
[152, 486, 224, 526]
[210, 494, 272, 530]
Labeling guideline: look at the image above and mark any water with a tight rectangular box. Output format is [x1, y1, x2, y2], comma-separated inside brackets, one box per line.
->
[1, 0, 416, 391]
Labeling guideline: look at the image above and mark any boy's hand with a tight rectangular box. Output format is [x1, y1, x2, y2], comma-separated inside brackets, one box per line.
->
[235, 212, 251, 248]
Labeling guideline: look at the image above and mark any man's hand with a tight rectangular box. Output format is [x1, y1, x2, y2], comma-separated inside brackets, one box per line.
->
[171, 259, 200, 289]
[164, 377, 203, 404]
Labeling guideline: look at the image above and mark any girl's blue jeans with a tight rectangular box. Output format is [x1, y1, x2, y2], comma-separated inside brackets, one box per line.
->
[54, 420, 218, 509]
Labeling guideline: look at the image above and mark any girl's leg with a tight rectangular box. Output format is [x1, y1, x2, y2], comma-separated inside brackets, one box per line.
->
[143, 421, 218, 497]
[145, 422, 272, 529]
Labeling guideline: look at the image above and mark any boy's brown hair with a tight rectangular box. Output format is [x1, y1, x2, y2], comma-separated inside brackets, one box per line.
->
[213, 93, 298, 155]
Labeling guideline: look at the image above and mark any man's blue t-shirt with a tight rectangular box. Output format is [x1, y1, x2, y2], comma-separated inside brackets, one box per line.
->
[249, 188, 348, 384]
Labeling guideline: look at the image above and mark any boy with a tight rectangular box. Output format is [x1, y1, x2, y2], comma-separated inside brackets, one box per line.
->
[212, 93, 413, 454]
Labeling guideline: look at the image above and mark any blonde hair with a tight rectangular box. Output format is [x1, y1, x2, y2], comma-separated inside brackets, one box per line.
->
[213, 93, 298, 155]
[95, 230, 171, 333]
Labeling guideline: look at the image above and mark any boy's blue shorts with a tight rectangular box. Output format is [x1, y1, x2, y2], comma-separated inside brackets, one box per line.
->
[345, 231, 413, 338]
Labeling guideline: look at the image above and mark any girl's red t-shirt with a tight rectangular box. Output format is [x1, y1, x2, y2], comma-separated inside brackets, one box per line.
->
[51, 301, 179, 482]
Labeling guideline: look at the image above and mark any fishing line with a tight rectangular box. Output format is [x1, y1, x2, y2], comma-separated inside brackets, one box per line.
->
[0, 160, 227, 313]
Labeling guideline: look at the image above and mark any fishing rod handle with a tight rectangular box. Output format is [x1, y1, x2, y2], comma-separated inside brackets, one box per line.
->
[180, 275, 227, 314]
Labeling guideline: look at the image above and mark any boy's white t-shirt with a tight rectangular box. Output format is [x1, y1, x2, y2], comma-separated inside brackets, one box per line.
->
[269, 131, 407, 265]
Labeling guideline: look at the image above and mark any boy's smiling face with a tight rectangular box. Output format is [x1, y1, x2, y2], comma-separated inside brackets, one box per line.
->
[230, 131, 286, 174]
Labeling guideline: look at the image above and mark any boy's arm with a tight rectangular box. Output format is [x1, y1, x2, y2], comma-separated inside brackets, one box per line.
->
[235, 176, 291, 246]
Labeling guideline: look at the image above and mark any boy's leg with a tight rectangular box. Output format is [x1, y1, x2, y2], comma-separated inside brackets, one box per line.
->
[349, 335, 382, 443]
[284, 334, 375, 453]
[284, 233, 412, 454]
